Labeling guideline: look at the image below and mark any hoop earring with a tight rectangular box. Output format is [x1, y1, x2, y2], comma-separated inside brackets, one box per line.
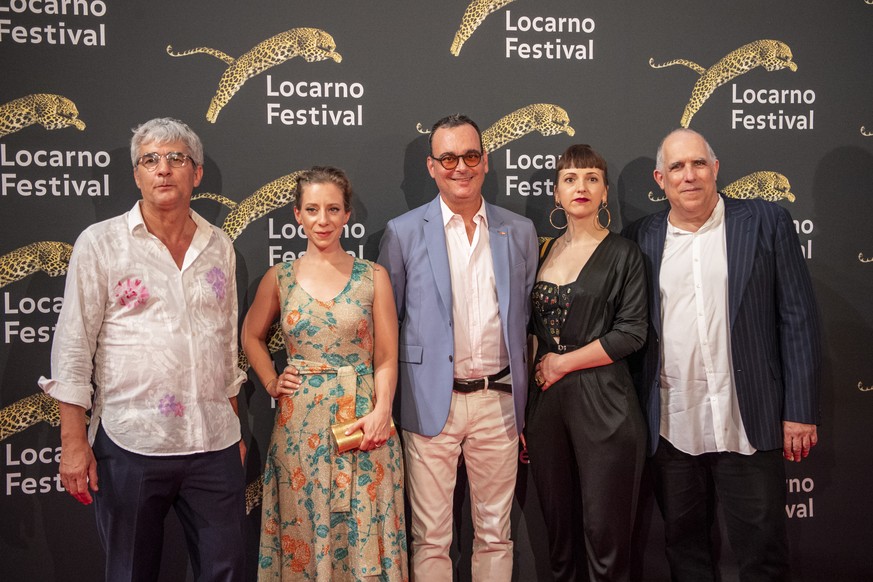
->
[549, 205, 568, 230]
[595, 201, 612, 230]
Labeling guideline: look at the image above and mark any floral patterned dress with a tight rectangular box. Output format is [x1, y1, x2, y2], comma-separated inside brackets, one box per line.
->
[258, 259, 408, 581]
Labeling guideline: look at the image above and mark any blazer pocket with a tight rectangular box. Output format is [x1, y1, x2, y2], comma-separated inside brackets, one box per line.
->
[399, 344, 423, 364]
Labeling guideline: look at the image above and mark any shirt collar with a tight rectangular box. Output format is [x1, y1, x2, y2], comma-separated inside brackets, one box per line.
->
[668, 195, 725, 236]
[127, 200, 213, 243]
[439, 196, 487, 229]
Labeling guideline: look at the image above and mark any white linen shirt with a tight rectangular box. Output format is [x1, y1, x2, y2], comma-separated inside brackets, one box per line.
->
[39, 201, 245, 455]
[440, 197, 509, 380]
[658, 197, 755, 455]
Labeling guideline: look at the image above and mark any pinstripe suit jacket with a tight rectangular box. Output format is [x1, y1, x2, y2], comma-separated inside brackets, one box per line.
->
[623, 194, 821, 455]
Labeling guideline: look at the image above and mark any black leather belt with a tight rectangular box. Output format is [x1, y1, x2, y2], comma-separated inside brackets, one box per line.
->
[453, 366, 512, 394]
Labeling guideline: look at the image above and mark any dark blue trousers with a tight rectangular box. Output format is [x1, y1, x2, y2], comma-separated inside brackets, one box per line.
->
[652, 437, 789, 582]
[92, 425, 246, 582]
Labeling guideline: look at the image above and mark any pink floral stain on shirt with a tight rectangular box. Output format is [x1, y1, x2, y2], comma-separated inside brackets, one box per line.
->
[158, 394, 185, 417]
[114, 278, 149, 309]
[205, 267, 226, 300]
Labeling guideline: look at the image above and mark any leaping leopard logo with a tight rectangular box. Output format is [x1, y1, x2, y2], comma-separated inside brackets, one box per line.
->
[416, 104, 575, 152]
[167, 28, 342, 123]
[0, 393, 64, 441]
[647, 171, 796, 203]
[451, 0, 516, 56]
[723, 171, 796, 202]
[861, 126, 872, 137]
[0, 94, 85, 138]
[191, 171, 304, 241]
[859, 382, 873, 391]
[650, 40, 798, 127]
[0, 241, 73, 288]
[860, 253, 873, 263]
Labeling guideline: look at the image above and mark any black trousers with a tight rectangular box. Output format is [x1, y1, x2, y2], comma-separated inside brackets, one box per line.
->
[525, 374, 646, 582]
[92, 425, 247, 582]
[652, 437, 789, 582]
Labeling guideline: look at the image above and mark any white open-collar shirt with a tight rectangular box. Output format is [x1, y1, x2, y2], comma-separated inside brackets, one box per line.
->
[659, 197, 755, 455]
[440, 197, 509, 381]
[40, 201, 245, 455]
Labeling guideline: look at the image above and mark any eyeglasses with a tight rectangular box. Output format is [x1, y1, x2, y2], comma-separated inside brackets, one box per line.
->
[430, 151, 483, 170]
[135, 152, 196, 172]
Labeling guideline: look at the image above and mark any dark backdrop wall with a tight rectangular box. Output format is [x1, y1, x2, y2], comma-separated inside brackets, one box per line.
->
[1, 1, 871, 580]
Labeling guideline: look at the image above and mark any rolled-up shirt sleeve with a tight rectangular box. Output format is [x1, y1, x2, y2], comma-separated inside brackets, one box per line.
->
[38, 230, 108, 410]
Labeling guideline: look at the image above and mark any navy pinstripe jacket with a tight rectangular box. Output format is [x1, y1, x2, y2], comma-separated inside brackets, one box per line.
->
[623, 194, 822, 456]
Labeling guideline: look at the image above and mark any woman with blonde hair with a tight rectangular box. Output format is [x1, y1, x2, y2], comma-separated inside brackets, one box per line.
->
[242, 166, 408, 580]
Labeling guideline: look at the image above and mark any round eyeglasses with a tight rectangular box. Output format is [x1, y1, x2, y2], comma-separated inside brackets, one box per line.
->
[430, 151, 483, 170]
[135, 152, 196, 172]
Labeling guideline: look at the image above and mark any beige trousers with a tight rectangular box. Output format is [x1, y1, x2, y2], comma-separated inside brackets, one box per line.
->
[404, 389, 518, 582]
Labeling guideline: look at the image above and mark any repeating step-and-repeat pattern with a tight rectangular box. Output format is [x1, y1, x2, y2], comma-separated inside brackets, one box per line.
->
[1, 1, 871, 580]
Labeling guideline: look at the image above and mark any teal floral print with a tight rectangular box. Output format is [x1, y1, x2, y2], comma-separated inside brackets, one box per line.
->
[258, 259, 408, 581]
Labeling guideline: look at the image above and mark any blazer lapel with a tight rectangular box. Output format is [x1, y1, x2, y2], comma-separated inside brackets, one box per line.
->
[423, 197, 453, 319]
[642, 210, 669, 339]
[723, 195, 756, 328]
[485, 203, 511, 321]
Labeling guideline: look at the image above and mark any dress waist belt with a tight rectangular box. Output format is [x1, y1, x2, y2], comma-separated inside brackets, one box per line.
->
[293, 359, 373, 513]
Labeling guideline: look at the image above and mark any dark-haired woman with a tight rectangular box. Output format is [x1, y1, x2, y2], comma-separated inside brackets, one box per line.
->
[526, 145, 647, 581]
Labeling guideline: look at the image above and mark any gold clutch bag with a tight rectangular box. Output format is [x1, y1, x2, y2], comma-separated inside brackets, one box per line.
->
[331, 418, 397, 453]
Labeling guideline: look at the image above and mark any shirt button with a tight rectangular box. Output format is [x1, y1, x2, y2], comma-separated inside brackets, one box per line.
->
[449, 355, 453, 363]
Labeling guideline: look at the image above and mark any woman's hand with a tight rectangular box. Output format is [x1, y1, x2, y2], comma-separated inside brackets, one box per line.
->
[266, 364, 302, 398]
[346, 403, 393, 451]
[534, 353, 568, 391]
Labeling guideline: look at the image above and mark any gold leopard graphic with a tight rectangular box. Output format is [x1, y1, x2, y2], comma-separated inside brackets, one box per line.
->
[861, 126, 872, 136]
[860, 253, 873, 263]
[648, 171, 796, 203]
[0, 241, 73, 288]
[192, 171, 304, 241]
[859, 382, 873, 391]
[416, 104, 575, 152]
[167, 28, 342, 123]
[236, 323, 285, 372]
[650, 40, 798, 127]
[451, 0, 516, 56]
[723, 171, 796, 202]
[0, 94, 86, 138]
[0, 393, 63, 441]
[246, 475, 265, 515]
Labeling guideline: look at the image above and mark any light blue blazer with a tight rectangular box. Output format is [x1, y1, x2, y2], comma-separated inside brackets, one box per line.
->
[377, 196, 538, 437]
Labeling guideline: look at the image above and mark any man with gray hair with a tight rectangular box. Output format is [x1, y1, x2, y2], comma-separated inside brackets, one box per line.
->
[624, 128, 821, 580]
[40, 118, 247, 581]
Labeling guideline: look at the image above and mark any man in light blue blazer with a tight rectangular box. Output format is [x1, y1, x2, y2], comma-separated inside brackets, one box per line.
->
[623, 128, 821, 581]
[378, 114, 537, 581]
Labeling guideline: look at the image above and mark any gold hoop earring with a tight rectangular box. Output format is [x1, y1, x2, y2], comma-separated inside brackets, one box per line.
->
[549, 205, 568, 230]
[595, 201, 612, 230]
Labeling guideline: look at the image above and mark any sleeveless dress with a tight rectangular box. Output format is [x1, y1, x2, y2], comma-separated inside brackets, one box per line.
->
[258, 259, 408, 581]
